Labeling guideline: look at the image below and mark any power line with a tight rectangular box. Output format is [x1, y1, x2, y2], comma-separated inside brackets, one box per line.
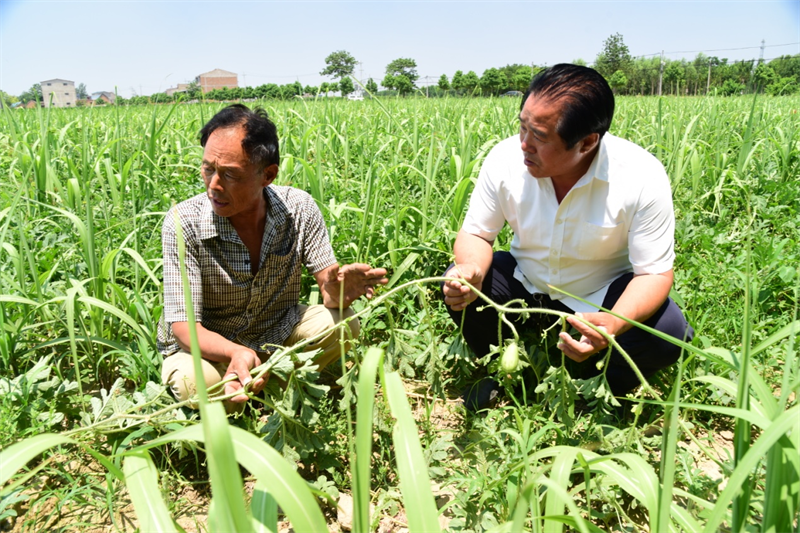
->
[640, 41, 799, 57]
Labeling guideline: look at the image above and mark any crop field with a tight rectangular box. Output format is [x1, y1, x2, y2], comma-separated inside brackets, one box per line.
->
[0, 95, 798, 532]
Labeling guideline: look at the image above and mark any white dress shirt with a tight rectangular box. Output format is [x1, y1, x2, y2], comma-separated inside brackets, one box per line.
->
[461, 133, 675, 313]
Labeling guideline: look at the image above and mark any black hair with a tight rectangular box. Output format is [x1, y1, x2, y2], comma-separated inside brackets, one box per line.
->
[521, 64, 615, 149]
[199, 104, 280, 168]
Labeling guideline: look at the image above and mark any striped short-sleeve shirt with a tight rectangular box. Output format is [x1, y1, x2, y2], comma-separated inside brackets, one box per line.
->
[157, 185, 337, 356]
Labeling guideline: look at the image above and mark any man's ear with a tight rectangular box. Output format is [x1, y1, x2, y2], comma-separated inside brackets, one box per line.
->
[262, 164, 279, 186]
[579, 133, 600, 154]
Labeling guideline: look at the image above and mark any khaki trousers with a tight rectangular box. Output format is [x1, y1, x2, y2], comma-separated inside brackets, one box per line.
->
[161, 305, 358, 409]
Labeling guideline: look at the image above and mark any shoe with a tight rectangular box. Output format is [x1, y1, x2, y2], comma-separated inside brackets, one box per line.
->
[461, 378, 501, 413]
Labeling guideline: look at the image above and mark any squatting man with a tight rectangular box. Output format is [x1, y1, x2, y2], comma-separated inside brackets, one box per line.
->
[158, 104, 387, 408]
[442, 64, 693, 410]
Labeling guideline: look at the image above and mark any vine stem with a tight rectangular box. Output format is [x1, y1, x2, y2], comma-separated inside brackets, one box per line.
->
[68, 275, 662, 436]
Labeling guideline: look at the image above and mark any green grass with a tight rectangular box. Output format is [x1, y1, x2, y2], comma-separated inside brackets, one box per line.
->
[0, 95, 798, 532]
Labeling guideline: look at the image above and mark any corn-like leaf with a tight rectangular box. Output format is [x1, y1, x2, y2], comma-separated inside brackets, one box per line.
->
[383, 371, 441, 533]
[127, 424, 328, 532]
[0, 433, 73, 487]
[251, 479, 278, 533]
[352, 347, 384, 532]
[543, 447, 581, 533]
[703, 404, 800, 533]
[123, 451, 179, 533]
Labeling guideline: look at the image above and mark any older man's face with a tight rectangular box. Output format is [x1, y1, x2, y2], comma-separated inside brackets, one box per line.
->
[201, 126, 275, 223]
[518, 96, 591, 184]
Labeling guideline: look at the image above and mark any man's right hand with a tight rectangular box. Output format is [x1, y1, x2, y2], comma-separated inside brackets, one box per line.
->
[223, 348, 267, 403]
[443, 263, 484, 311]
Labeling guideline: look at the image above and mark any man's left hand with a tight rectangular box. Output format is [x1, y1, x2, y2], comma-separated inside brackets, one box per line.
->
[558, 312, 623, 363]
[318, 263, 388, 309]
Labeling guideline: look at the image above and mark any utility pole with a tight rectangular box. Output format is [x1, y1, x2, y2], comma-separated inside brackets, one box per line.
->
[707, 59, 712, 95]
[657, 50, 664, 97]
[748, 39, 766, 92]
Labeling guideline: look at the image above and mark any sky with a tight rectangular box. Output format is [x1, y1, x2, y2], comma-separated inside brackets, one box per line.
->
[1, 0, 798, 98]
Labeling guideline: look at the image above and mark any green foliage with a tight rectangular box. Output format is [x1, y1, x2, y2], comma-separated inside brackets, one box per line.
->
[339, 76, 355, 97]
[608, 69, 629, 94]
[479, 67, 505, 96]
[18, 83, 41, 105]
[385, 57, 419, 86]
[320, 49, 357, 80]
[594, 32, 632, 79]
[0, 96, 798, 532]
[437, 74, 450, 91]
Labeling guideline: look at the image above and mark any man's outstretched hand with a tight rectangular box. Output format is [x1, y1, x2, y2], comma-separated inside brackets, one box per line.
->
[317, 263, 388, 309]
[442, 263, 484, 311]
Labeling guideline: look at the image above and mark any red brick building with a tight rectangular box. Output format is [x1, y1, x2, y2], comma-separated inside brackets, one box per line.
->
[196, 69, 238, 94]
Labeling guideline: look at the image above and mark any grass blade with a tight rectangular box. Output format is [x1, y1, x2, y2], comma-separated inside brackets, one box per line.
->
[352, 347, 384, 532]
[123, 451, 179, 533]
[382, 371, 441, 533]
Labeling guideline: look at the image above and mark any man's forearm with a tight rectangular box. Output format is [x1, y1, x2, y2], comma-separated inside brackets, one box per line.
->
[451, 230, 494, 276]
[607, 270, 673, 336]
[171, 321, 257, 363]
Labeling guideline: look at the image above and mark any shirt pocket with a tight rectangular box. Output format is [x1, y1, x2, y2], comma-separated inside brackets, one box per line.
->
[577, 221, 627, 260]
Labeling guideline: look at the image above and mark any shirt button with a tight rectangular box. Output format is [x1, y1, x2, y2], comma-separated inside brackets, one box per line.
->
[555, 219, 563, 225]
[551, 250, 557, 257]
[551, 268, 557, 274]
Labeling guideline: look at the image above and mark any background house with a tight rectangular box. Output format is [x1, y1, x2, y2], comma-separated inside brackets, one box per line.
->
[41, 79, 76, 107]
[196, 69, 238, 94]
[165, 83, 189, 97]
[89, 91, 116, 104]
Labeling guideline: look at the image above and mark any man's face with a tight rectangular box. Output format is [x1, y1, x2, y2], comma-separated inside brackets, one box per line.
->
[518, 95, 590, 183]
[201, 126, 275, 221]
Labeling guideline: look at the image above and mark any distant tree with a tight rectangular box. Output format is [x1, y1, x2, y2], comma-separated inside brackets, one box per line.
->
[321, 50, 357, 81]
[0, 90, 18, 108]
[150, 92, 172, 103]
[394, 75, 413, 96]
[19, 83, 42, 105]
[510, 65, 535, 92]
[607, 70, 629, 94]
[766, 76, 798, 95]
[594, 33, 632, 79]
[303, 85, 317, 95]
[438, 74, 450, 91]
[768, 54, 800, 80]
[263, 84, 281, 99]
[340, 76, 355, 97]
[385, 58, 419, 86]
[480, 68, 505, 96]
[720, 78, 745, 96]
[753, 64, 777, 92]
[186, 81, 202, 99]
[462, 71, 480, 95]
[664, 61, 685, 95]
[365, 78, 378, 94]
[75, 83, 88, 100]
[279, 84, 298, 100]
[319, 82, 330, 97]
[572, 58, 588, 67]
[451, 70, 465, 94]
[383, 73, 414, 96]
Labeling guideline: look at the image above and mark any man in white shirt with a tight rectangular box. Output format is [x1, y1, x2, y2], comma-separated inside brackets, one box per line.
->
[442, 64, 692, 409]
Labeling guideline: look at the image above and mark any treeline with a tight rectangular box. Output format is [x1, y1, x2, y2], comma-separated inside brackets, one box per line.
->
[9, 33, 798, 107]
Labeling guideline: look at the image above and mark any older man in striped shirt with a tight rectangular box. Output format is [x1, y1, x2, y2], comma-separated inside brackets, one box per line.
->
[158, 104, 387, 409]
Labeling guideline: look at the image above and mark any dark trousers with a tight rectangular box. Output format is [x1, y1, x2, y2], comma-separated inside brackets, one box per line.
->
[443, 252, 694, 396]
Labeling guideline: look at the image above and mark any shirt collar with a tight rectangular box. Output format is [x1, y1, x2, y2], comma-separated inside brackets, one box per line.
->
[196, 187, 286, 242]
[574, 133, 611, 188]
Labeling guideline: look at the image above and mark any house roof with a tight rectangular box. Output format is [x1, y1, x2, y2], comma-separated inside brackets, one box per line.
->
[89, 91, 116, 101]
[199, 69, 237, 78]
[41, 78, 74, 84]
